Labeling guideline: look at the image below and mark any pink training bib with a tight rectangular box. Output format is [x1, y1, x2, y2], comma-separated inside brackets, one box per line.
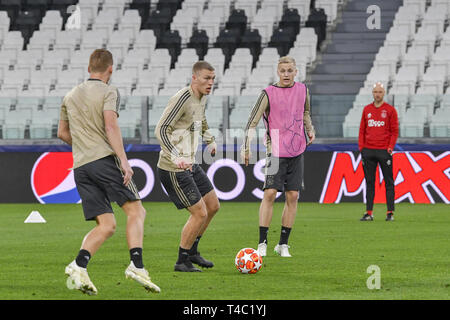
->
[264, 82, 307, 158]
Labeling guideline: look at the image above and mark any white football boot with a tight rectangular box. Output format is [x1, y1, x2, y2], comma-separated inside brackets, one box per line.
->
[65, 261, 98, 295]
[125, 261, 161, 293]
[274, 244, 292, 257]
[257, 243, 267, 257]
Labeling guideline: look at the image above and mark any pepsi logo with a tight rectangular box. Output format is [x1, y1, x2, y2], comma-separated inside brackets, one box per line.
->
[31, 152, 81, 204]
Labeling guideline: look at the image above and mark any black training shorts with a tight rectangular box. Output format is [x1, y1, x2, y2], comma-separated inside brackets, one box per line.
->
[157, 164, 214, 210]
[74, 155, 140, 220]
[263, 153, 303, 192]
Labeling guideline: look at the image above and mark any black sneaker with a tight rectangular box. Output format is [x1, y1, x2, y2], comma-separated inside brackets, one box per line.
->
[174, 259, 202, 272]
[189, 252, 214, 268]
[385, 213, 394, 221]
[360, 213, 374, 221]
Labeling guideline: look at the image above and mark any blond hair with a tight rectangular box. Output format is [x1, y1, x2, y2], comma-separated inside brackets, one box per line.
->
[278, 56, 296, 66]
[192, 61, 215, 74]
[89, 49, 113, 73]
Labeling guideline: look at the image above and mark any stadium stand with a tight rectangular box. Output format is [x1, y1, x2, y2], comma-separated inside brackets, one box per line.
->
[344, 0, 450, 139]
[0, 0, 448, 143]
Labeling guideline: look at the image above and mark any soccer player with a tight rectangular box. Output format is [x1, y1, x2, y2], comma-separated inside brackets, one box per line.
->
[155, 61, 220, 272]
[58, 49, 160, 295]
[359, 82, 399, 221]
[242, 56, 315, 257]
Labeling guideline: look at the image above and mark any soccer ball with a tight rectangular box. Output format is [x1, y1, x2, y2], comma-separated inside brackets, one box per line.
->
[235, 248, 263, 274]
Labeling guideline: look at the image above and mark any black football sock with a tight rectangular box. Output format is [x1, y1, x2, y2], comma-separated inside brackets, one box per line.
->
[259, 226, 269, 244]
[130, 247, 144, 268]
[177, 247, 190, 264]
[188, 236, 201, 255]
[279, 226, 292, 245]
[75, 249, 91, 268]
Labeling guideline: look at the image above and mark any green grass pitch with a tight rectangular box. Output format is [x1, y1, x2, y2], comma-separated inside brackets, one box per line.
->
[0, 202, 448, 300]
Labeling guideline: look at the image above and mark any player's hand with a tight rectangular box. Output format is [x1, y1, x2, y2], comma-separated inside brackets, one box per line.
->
[387, 148, 393, 155]
[175, 157, 193, 171]
[121, 159, 134, 186]
[241, 151, 251, 166]
[207, 142, 217, 157]
[307, 131, 315, 146]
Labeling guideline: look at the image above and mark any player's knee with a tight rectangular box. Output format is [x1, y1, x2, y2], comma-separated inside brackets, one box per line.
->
[140, 206, 147, 220]
[208, 200, 220, 215]
[102, 221, 116, 238]
[264, 189, 278, 202]
[197, 207, 209, 222]
[286, 191, 299, 205]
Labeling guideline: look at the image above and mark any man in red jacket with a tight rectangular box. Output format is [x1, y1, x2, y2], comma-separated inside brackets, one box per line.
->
[358, 82, 399, 221]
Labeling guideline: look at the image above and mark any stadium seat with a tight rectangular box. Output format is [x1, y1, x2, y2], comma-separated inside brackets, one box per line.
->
[228, 48, 253, 78]
[431, 0, 450, 14]
[342, 107, 363, 138]
[197, 9, 224, 44]
[171, 7, 198, 38]
[429, 46, 450, 75]
[226, 9, 248, 35]
[107, 29, 135, 58]
[134, 29, 157, 52]
[29, 69, 57, 93]
[239, 28, 262, 65]
[128, 0, 150, 23]
[13, 9, 43, 43]
[15, 49, 42, 72]
[118, 108, 141, 139]
[156, 29, 181, 67]
[0, 0, 21, 23]
[402, 0, 427, 17]
[391, 66, 420, 95]
[315, 0, 338, 25]
[206, 95, 225, 109]
[400, 107, 426, 137]
[261, 0, 285, 22]
[234, 0, 258, 22]
[119, 9, 141, 38]
[409, 94, 437, 122]
[287, 0, 311, 24]
[39, 10, 63, 36]
[269, 27, 296, 57]
[412, 28, 439, 57]
[251, 8, 276, 45]
[181, 0, 206, 17]
[215, 28, 241, 66]
[80, 29, 109, 52]
[142, 7, 172, 39]
[187, 29, 209, 60]
[430, 107, 450, 137]
[2, 109, 32, 139]
[383, 26, 409, 57]
[401, 46, 428, 76]
[29, 109, 56, 139]
[207, 0, 232, 18]
[205, 106, 223, 129]
[1, 30, 24, 56]
[121, 48, 150, 74]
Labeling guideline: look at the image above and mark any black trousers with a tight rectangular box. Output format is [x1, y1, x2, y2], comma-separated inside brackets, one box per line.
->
[361, 148, 395, 212]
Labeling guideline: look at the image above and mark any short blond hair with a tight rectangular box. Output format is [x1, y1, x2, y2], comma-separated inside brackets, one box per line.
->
[192, 61, 215, 74]
[278, 56, 296, 66]
[89, 49, 113, 73]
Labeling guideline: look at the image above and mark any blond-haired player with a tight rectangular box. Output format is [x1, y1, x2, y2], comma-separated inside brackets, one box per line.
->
[242, 56, 315, 257]
[155, 61, 220, 272]
[58, 49, 160, 294]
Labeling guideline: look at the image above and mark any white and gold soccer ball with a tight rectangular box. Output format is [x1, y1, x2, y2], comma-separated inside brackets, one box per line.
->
[235, 248, 263, 274]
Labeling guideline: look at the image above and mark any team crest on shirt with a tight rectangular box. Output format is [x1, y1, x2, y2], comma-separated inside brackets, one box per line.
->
[367, 113, 372, 118]
[381, 110, 387, 118]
